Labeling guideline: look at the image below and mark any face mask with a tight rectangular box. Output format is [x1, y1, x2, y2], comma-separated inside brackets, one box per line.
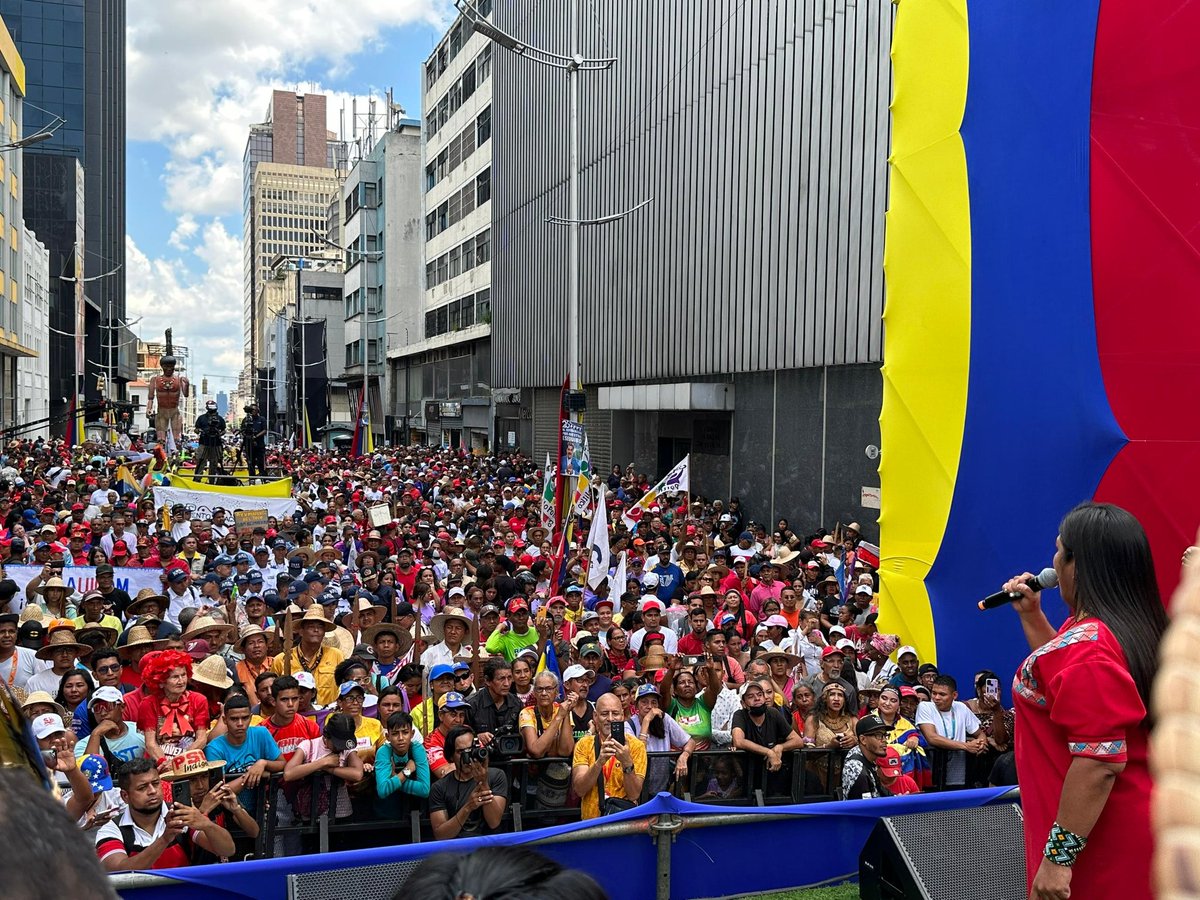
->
[746, 700, 766, 715]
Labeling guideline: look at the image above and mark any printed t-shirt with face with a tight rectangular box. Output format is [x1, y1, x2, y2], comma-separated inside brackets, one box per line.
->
[205, 725, 282, 813]
[263, 714, 321, 760]
[427, 768, 509, 837]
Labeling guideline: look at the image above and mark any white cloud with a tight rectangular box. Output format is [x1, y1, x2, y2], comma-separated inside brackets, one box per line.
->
[126, 0, 449, 381]
[128, 0, 448, 218]
[126, 224, 245, 386]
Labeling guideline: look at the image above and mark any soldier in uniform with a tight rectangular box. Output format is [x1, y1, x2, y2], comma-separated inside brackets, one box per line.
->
[145, 355, 190, 449]
[193, 399, 227, 482]
[240, 402, 267, 479]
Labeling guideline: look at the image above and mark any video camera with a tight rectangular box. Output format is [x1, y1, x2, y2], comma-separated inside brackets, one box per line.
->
[492, 724, 525, 758]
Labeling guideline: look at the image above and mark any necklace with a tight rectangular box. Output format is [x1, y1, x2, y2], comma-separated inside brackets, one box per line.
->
[298, 646, 324, 673]
[938, 706, 957, 738]
[3, 647, 17, 686]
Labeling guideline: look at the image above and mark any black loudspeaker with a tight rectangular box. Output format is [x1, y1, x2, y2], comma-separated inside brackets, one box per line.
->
[859, 803, 1026, 899]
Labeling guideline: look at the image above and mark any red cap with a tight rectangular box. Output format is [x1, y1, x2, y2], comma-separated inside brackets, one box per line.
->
[111, 543, 128, 557]
[899, 686, 917, 699]
[594, 597, 615, 610]
[71, 503, 85, 512]
[40, 506, 54, 514]
[505, 598, 529, 614]
[641, 598, 665, 613]
[878, 745, 903, 778]
[519, 554, 534, 568]
[821, 645, 845, 658]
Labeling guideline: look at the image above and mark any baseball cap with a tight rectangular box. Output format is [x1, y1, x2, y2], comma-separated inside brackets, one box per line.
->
[185, 639, 211, 661]
[898, 686, 918, 699]
[338, 681, 365, 698]
[641, 572, 660, 589]
[32, 713, 67, 740]
[294, 672, 317, 692]
[855, 714, 890, 737]
[452, 661, 471, 674]
[878, 745, 904, 778]
[836, 638, 857, 652]
[764, 615, 789, 628]
[429, 663, 456, 682]
[562, 664, 594, 682]
[437, 691, 470, 710]
[821, 645, 845, 658]
[324, 714, 358, 752]
[897, 645, 919, 660]
[505, 598, 529, 614]
[640, 598, 665, 613]
[635, 683, 660, 699]
[80, 754, 114, 792]
[89, 686, 125, 708]
[578, 639, 603, 658]
[167, 568, 188, 584]
[855, 585, 874, 596]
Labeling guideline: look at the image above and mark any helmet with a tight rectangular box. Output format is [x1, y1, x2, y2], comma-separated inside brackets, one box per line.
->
[160, 355, 177, 367]
[205, 400, 217, 409]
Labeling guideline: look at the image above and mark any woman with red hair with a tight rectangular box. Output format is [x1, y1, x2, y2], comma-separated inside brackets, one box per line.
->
[136, 649, 210, 765]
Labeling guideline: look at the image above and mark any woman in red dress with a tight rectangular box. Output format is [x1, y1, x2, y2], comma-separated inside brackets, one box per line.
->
[1003, 502, 1167, 899]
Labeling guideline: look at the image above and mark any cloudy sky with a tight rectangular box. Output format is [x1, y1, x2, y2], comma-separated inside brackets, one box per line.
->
[124, 0, 453, 393]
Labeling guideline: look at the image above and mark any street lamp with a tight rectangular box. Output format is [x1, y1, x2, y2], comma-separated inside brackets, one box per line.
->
[0, 115, 65, 152]
[455, 0, 649, 425]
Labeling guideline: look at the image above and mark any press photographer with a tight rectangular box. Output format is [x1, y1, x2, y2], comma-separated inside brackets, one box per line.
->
[467, 659, 523, 757]
[427, 726, 508, 839]
[193, 400, 226, 481]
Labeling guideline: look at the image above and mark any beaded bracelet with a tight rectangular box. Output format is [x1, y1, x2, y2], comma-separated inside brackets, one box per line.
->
[1043, 822, 1088, 867]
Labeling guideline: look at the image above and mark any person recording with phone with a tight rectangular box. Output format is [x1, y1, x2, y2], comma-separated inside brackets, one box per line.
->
[571, 693, 647, 820]
[428, 725, 508, 839]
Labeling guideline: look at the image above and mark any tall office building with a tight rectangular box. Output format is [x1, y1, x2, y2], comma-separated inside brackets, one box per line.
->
[491, 1, 892, 535]
[0, 0, 127, 434]
[241, 90, 347, 405]
[390, 10, 494, 451]
[341, 116, 423, 449]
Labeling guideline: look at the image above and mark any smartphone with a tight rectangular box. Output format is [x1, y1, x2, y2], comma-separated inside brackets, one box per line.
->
[985, 678, 1000, 698]
[610, 720, 625, 745]
[681, 655, 702, 666]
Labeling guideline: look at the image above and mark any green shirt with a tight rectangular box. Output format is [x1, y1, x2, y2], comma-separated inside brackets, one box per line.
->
[669, 696, 712, 742]
[484, 626, 539, 661]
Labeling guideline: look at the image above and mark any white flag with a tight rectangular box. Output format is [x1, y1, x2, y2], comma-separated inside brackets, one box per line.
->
[608, 550, 628, 599]
[585, 486, 610, 590]
[621, 455, 690, 530]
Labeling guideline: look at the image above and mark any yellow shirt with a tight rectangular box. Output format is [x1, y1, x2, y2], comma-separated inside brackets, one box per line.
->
[355, 715, 384, 751]
[572, 732, 647, 820]
[73, 614, 122, 634]
[412, 698, 435, 737]
[271, 645, 345, 707]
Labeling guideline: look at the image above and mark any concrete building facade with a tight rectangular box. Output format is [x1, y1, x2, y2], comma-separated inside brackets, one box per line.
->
[489, 0, 892, 538]
[341, 119, 424, 449]
[18, 222, 48, 438]
[389, 11, 494, 453]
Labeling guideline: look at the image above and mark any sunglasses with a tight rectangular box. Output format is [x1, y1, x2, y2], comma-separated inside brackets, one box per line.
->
[94, 664, 122, 674]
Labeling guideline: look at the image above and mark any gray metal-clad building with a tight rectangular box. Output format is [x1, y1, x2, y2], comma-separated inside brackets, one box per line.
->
[490, 0, 891, 538]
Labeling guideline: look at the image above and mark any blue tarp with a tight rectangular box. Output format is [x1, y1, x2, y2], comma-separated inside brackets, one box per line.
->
[115, 788, 1012, 900]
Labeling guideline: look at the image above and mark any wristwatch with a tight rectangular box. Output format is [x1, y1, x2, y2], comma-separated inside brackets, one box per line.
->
[622, 763, 635, 774]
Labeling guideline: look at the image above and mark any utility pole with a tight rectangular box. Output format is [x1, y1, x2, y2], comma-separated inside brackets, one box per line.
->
[297, 258, 305, 446]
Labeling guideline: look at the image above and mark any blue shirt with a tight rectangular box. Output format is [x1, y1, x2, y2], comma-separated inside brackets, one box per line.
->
[206, 726, 281, 814]
[650, 562, 684, 602]
[375, 742, 431, 819]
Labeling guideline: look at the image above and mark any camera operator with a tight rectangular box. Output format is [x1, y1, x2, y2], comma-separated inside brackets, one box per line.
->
[467, 658, 522, 754]
[428, 725, 509, 840]
[193, 400, 226, 482]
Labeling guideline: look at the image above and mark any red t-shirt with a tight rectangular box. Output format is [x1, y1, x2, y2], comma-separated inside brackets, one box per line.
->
[884, 773, 921, 795]
[263, 713, 321, 760]
[677, 633, 707, 656]
[425, 728, 450, 774]
[394, 566, 418, 597]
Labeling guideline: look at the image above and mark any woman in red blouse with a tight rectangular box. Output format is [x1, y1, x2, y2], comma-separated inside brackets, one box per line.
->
[138, 649, 210, 765]
[1003, 503, 1167, 900]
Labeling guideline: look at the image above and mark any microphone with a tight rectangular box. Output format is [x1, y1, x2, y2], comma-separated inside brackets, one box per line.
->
[977, 568, 1058, 611]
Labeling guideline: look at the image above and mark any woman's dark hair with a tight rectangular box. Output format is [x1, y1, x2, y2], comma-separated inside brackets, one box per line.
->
[55, 668, 95, 709]
[1065, 504, 1166, 724]
[375, 686, 403, 720]
[396, 663, 423, 683]
[395, 845, 608, 900]
[1058, 502, 1168, 716]
[334, 658, 369, 685]
[974, 669, 999, 693]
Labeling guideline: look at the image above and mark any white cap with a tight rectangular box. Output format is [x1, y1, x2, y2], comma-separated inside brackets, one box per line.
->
[897, 645, 919, 660]
[562, 664, 594, 682]
[89, 686, 125, 708]
[641, 572, 660, 589]
[836, 638, 856, 651]
[854, 585, 873, 596]
[32, 713, 66, 740]
[295, 671, 317, 691]
[829, 625, 847, 636]
[448, 586, 465, 598]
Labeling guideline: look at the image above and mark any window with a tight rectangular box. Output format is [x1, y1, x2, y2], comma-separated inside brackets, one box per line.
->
[436, 305, 449, 335]
[475, 230, 491, 264]
[476, 168, 491, 205]
[475, 287, 491, 322]
[437, 201, 448, 233]
[476, 107, 492, 145]
[461, 297, 475, 328]
[426, 211, 438, 241]
[425, 310, 437, 339]
[462, 237, 475, 271]
[449, 247, 461, 279]
[436, 254, 449, 286]
[449, 299, 461, 331]
[462, 62, 477, 102]
[426, 163, 436, 192]
[478, 44, 492, 82]
[364, 182, 378, 209]
[448, 190, 462, 227]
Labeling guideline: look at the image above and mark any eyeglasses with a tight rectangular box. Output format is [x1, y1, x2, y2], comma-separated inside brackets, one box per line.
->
[533, 685, 556, 693]
[95, 665, 122, 674]
[455, 673, 472, 681]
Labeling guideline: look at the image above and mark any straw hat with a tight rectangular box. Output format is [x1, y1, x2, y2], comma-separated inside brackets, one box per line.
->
[20, 690, 67, 721]
[35, 628, 92, 661]
[641, 645, 669, 672]
[190, 654, 234, 690]
[288, 547, 316, 565]
[756, 642, 801, 669]
[118, 625, 169, 659]
[293, 606, 335, 633]
[18, 605, 45, 624]
[126, 588, 169, 618]
[161, 748, 225, 782]
[323, 625, 355, 658]
[182, 615, 236, 645]
[233, 625, 270, 653]
[772, 546, 800, 566]
[37, 577, 69, 596]
[429, 606, 477, 644]
[76, 623, 118, 647]
[361, 623, 414, 657]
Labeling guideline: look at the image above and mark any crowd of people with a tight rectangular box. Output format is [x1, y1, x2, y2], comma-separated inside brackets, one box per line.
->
[0, 436, 1017, 872]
